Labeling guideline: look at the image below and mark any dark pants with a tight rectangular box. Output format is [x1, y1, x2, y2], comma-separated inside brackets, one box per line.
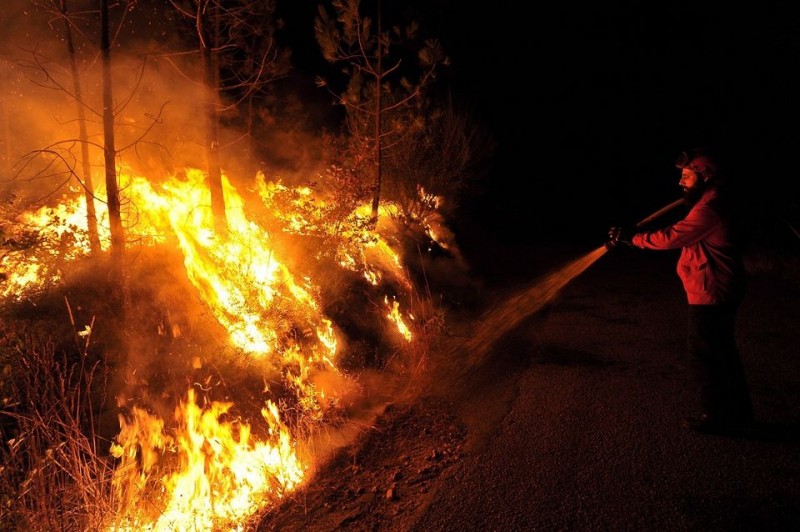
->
[687, 304, 754, 423]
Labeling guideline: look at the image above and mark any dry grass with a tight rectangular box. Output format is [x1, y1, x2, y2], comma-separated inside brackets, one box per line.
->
[0, 329, 116, 531]
[0, 215, 468, 530]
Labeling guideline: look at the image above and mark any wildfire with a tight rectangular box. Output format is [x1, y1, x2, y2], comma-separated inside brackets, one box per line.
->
[130, 169, 335, 360]
[0, 196, 109, 299]
[106, 168, 345, 527]
[1, 165, 432, 528]
[386, 295, 413, 342]
[110, 389, 303, 531]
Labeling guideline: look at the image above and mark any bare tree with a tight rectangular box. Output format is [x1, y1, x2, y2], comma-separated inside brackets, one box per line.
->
[57, 0, 101, 254]
[14, 0, 161, 285]
[100, 0, 124, 275]
[168, 0, 290, 234]
[0, 101, 10, 166]
[315, 0, 448, 224]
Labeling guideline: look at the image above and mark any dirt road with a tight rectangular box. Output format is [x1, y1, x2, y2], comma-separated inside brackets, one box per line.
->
[259, 243, 800, 531]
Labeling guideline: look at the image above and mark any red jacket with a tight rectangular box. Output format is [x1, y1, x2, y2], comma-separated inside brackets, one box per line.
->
[631, 187, 746, 305]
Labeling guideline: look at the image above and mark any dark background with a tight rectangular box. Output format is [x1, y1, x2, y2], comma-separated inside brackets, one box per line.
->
[280, 2, 800, 250]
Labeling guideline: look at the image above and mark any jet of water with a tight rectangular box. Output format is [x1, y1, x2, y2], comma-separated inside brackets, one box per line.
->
[460, 245, 608, 370]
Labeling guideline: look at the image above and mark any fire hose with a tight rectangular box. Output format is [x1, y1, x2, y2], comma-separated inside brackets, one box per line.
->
[607, 197, 686, 249]
[633, 197, 686, 228]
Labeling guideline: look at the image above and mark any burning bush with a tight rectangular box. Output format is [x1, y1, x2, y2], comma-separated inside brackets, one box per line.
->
[0, 163, 469, 530]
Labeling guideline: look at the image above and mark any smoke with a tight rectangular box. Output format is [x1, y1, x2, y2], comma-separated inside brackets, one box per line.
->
[1, 3, 481, 511]
[0, 1, 327, 210]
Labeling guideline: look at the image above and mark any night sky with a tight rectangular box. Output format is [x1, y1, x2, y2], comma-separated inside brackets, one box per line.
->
[435, 2, 800, 246]
[276, 2, 799, 250]
[6, 1, 799, 249]
[280, 1, 800, 248]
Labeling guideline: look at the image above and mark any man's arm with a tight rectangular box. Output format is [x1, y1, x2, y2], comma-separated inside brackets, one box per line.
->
[632, 203, 719, 250]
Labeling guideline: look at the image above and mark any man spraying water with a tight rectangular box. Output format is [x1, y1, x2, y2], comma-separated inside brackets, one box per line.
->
[452, 190, 692, 383]
[607, 147, 754, 436]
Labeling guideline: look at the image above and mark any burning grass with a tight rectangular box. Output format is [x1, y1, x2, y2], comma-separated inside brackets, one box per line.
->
[0, 166, 468, 530]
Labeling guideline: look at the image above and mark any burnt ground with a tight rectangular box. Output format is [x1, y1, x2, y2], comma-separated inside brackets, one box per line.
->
[256, 238, 800, 531]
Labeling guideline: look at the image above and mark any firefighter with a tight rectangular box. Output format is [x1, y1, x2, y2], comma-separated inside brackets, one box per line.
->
[607, 148, 754, 435]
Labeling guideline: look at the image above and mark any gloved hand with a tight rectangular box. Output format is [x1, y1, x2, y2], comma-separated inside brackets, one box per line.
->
[606, 226, 634, 250]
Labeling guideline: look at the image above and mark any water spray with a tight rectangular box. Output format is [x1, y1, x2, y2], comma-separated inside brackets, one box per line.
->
[451, 197, 687, 376]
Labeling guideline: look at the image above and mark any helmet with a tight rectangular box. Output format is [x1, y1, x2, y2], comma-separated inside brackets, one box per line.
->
[675, 148, 719, 182]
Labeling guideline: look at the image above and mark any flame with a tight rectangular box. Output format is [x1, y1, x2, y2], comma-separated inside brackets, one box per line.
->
[255, 172, 408, 289]
[1, 165, 441, 528]
[110, 389, 303, 530]
[385, 295, 413, 342]
[105, 169, 344, 527]
[127, 169, 334, 363]
[0, 197, 110, 299]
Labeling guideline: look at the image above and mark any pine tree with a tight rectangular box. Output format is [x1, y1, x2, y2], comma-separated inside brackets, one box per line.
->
[315, 0, 448, 224]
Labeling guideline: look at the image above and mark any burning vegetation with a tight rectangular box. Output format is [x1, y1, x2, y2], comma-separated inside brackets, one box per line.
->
[0, 1, 489, 529]
[0, 162, 466, 530]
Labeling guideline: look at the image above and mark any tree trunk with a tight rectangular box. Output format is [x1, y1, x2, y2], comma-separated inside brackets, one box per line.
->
[370, 77, 382, 225]
[101, 0, 124, 271]
[0, 101, 10, 166]
[246, 91, 254, 168]
[197, 1, 226, 235]
[61, 0, 100, 254]
[370, 0, 383, 225]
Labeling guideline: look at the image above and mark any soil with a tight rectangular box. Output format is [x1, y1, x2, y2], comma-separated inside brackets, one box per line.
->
[257, 398, 468, 531]
[253, 240, 800, 531]
[4, 227, 798, 531]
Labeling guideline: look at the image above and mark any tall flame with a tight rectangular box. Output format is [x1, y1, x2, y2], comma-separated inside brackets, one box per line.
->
[1, 166, 434, 528]
[110, 389, 303, 530]
[104, 168, 343, 527]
